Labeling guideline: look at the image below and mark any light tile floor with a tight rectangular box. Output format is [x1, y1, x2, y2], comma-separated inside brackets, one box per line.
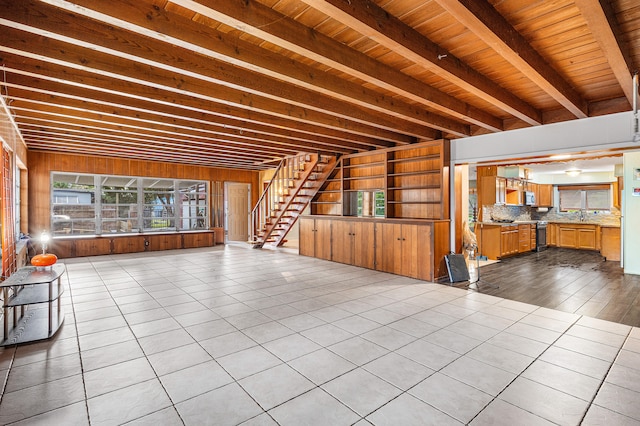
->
[0, 245, 639, 425]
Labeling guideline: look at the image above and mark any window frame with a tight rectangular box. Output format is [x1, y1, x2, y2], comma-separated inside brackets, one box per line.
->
[557, 184, 612, 212]
[51, 172, 209, 237]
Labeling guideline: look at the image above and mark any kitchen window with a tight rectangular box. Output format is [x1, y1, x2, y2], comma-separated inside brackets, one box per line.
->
[558, 184, 611, 212]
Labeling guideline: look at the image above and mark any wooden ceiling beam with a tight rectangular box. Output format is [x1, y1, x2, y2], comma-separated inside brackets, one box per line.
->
[574, 0, 634, 106]
[161, 0, 504, 132]
[13, 112, 299, 159]
[0, 62, 401, 150]
[6, 0, 469, 137]
[432, 0, 588, 118]
[295, 0, 542, 125]
[3, 83, 380, 152]
[0, 28, 422, 143]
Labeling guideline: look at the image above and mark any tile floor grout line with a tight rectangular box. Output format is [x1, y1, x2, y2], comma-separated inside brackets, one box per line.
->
[575, 326, 635, 425]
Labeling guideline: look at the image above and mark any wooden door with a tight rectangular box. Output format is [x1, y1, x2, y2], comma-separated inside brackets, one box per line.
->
[353, 221, 375, 269]
[332, 220, 352, 264]
[227, 183, 249, 242]
[559, 227, 577, 248]
[299, 218, 316, 257]
[577, 228, 597, 249]
[112, 236, 145, 254]
[315, 218, 332, 261]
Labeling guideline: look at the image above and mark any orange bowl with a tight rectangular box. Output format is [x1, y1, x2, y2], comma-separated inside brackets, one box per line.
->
[31, 253, 58, 267]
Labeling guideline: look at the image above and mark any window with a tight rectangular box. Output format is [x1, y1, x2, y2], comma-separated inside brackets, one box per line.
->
[558, 185, 611, 212]
[354, 190, 385, 217]
[51, 173, 209, 236]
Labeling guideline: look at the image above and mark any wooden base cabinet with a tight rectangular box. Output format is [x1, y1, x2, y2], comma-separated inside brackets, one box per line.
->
[557, 224, 599, 250]
[332, 220, 375, 269]
[375, 222, 433, 281]
[600, 227, 621, 261]
[299, 217, 332, 261]
[300, 216, 449, 282]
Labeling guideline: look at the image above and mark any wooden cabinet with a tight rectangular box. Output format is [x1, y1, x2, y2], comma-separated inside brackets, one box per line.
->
[375, 222, 432, 280]
[75, 238, 111, 257]
[481, 176, 506, 205]
[477, 223, 531, 259]
[332, 220, 375, 269]
[182, 232, 214, 249]
[600, 227, 621, 261]
[299, 217, 332, 261]
[112, 236, 146, 254]
[557, 224, 599, 250]
[537, 184, 553, 207]
[147, 234, 182, 251]
[500, 225, 519, 257]
[518, 224, 531, 253]
[530, 224, 536, 250]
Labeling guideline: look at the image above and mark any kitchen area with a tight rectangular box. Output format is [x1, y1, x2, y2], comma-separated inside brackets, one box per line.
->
[472, 159, 623, 263]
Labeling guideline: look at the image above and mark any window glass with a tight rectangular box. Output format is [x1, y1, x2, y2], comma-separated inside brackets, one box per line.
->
[559, 189, 581, 211]
[101, 176, 139, 234]
[52, 173, 96, 235]
[51, 173, 209, 235]
[179, 180, 208, 230]
[585, 189, 609, 210]
[143, 179, 176, 232]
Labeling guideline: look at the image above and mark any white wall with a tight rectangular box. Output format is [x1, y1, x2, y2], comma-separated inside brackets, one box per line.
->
[452, 111, 638, 164]
[624, 152, 640, 274]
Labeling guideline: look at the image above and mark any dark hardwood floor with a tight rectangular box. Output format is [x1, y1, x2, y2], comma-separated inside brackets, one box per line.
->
[451, 248, 640, 327]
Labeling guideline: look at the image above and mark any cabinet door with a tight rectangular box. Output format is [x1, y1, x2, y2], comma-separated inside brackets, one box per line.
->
[403, 224, 432, 280]
[497, 178, 506, 204]
[558, 227, 578, 248]
[315, 219, 332, 261]
[299, 218, 316, 257]
[577, 228, 597, 250]
[332, 221, 352, 264]
[538, 184, 553, 207]
[113, 236, 145, 254]
[375, 222, 402, 274]
[353, 221, 375, 269]
[500, 230, 510, 257]
[75, 238, 111, 257]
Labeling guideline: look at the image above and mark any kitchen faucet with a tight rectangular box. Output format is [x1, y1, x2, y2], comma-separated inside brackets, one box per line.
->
[579, 209, 586, 222]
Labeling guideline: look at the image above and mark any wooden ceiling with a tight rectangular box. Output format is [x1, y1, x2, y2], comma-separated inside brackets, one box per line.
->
[0, 0, 638, 170]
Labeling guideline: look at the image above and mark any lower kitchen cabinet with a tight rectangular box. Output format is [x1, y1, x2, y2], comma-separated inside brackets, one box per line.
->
[477, 223, 534, 259]
[500, 225, 519, 257]
[557, 224, 599, 250]
[600, 226, 621, 261]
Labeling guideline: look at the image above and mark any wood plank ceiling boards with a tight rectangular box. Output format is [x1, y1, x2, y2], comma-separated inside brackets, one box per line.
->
[0, 0, 637, 169]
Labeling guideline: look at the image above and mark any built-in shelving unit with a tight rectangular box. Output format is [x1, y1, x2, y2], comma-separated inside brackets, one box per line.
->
[310, 139, 449, 220]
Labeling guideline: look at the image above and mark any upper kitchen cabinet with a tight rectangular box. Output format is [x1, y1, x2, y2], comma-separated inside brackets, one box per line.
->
[480, 176, 506, 206]
[537, 184, 554, 207]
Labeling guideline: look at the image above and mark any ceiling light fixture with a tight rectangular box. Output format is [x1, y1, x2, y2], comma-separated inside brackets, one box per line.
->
[565, 169, 582, 177]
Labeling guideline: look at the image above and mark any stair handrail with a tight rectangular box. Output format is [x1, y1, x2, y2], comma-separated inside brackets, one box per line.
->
[250, 158, 285, 243]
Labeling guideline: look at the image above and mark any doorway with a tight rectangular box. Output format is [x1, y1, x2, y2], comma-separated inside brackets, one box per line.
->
[225, 182, 250, 242]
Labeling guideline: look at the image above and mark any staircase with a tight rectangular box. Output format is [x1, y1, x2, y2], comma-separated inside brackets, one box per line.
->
[250, 153, 337, 248]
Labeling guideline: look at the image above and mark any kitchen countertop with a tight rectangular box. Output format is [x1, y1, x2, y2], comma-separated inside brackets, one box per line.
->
[476, 220, 537, 226]
[546, 220, 620, 228]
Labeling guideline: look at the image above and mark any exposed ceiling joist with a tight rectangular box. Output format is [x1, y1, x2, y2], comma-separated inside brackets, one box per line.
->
[574, 0, 634, 106]
[432, 0, 588, 118]
[298, 0, 543, 125]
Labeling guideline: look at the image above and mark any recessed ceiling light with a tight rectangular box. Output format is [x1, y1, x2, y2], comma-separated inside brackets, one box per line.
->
[565, 169, 582, 177]
[550, 154, 571, 160]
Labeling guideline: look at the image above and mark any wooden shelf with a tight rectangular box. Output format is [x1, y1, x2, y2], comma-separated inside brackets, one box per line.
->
[343, 161, 385, 169]
[387, 201, 441, 204]
[343, 175, 385, 181]
[388, 154, 440, 163]
[388, 185, 440, 190]
[388, 170, 439, 177]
